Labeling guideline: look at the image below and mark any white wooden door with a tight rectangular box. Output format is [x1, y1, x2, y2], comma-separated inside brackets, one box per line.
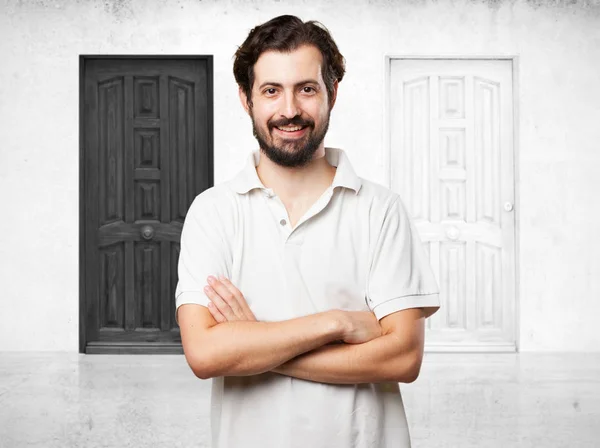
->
[389, 59, 516, 352]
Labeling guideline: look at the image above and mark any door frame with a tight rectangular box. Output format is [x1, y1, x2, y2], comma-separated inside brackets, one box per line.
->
[78, 55, 214, 353]
[383, 55, 521, 352]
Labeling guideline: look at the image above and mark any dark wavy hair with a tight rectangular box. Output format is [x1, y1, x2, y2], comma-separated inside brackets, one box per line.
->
[233, 15, 346, 108]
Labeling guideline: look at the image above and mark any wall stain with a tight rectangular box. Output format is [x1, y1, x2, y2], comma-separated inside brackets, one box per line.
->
[364, 0, 600, 11]
[102, 0, 134, 22]
[7, 0, 600, 12]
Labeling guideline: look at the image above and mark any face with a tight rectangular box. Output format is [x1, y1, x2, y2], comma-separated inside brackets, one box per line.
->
[241, 45, 337, 168]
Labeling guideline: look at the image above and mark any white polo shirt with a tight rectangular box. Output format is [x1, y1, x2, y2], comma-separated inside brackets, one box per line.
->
[175, 147, 440, 448]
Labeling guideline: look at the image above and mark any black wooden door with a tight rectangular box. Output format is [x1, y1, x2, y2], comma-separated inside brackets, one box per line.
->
[80, 57, 213, 354]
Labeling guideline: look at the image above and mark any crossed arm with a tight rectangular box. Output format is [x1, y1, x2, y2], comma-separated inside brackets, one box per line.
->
[178, 276, 427, 385]
[270, 308, 425, 384]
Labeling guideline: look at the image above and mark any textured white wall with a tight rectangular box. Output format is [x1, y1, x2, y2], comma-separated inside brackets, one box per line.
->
[1, 0, 599, 351]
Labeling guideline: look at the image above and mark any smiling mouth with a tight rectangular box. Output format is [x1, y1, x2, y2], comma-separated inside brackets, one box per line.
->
[276, 125, 307, 131]
[273, 125, 309, 137]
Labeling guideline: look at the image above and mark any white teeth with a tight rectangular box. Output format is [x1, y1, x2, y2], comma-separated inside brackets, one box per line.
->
[277, 126, 303, 132]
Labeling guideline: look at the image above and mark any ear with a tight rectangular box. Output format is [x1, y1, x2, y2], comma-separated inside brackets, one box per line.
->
[329, 79, 339, 110]
[238, 86, 252, 115]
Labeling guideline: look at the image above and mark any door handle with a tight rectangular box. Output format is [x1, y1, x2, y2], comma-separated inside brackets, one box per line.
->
[446, 226, 460, 241]
[141, 225, 155, 241]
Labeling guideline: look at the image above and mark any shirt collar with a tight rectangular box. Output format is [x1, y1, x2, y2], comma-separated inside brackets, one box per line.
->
[230, 147, 362, 196]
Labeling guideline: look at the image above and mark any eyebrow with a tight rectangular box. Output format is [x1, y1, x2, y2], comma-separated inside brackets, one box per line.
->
[258, 79, 320, 90]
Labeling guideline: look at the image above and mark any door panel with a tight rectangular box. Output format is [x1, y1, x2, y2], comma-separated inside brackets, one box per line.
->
[389, 59, 516, 352]
[81, 57, 213, 354]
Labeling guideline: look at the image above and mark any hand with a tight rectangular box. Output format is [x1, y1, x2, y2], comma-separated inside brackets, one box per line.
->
[338, 310, 382, 344]
[204, 275, 257, 323]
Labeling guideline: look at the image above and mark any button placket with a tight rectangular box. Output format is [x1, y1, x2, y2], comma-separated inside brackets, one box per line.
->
[264, 192, 292, 240]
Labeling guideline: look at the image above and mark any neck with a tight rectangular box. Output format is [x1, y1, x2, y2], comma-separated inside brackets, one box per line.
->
[255, 145, 336, 202]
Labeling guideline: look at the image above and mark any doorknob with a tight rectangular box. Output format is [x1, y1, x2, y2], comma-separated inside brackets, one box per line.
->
[504, 202, 514, 212]
[446, 226, 459, 241]
[141, 225, 155, 240]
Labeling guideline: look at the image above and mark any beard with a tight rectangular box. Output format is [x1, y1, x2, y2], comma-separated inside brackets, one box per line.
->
[250, 110, 331, 168]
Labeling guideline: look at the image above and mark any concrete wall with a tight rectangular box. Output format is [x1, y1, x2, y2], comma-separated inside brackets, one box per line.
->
[1, 0, 599, 351]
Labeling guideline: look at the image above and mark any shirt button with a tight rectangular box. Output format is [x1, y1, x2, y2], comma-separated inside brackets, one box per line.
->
[280, 219, 287, 226]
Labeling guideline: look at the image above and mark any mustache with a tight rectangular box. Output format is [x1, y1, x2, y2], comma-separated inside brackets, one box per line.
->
[269, 116, 314, 128]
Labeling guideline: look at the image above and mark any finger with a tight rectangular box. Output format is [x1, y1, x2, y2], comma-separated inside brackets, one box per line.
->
[218, 276, 255, 319]
[207, 301, 226, 323]
[218, 276, 257, 321]
[204, 284, 237, 321]
[208, 277, 246, 320]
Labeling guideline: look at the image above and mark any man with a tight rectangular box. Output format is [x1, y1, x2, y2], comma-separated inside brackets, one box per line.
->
[175, 14, 440, 448]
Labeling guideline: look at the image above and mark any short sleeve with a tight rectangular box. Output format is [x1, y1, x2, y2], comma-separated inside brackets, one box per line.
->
[366, 196, 440, 321]
[174, 192, 232, 324]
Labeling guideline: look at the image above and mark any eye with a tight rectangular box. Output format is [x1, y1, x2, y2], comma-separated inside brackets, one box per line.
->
[302, 86, 316, 94]
[264, 88, 277, 96]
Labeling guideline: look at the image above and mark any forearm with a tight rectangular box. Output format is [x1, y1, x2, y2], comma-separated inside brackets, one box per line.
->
[272, 333, 418, 384]
[199, 311, 343, 378]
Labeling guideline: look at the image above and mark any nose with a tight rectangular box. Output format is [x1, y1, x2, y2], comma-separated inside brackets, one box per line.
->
[279, 90, 300, 119]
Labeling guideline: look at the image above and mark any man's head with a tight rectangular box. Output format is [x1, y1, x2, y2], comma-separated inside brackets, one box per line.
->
[233, 15, 346, 168]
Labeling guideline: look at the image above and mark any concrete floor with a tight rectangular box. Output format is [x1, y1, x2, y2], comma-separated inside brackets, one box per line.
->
[0, 353, 598, 448]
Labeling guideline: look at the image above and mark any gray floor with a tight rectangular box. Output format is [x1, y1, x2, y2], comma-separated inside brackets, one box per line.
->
[0, 352, 598, 448]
